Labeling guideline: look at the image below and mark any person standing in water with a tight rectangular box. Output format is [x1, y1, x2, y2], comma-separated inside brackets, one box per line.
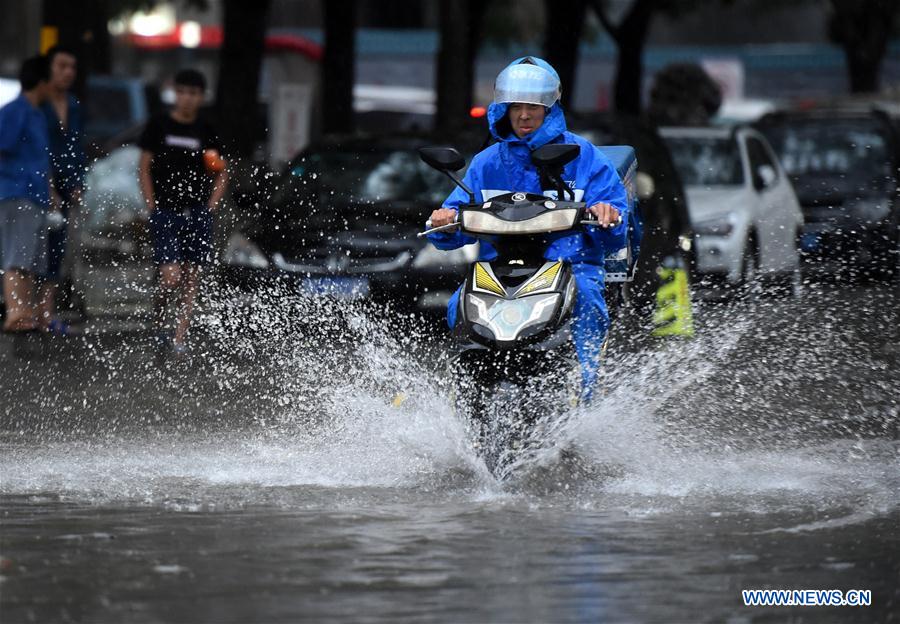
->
[0, 55, 53, 334]
[138, 69, 228, 355]
[39, 45, 86, 335]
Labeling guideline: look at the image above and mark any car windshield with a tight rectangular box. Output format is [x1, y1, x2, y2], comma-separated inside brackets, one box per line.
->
[664, 136, 744, 186]
[290, 149, 455, 206]
[761, 119, 892, 178]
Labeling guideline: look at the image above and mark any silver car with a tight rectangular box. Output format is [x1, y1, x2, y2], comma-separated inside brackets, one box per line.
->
[661, 126, 803, 294]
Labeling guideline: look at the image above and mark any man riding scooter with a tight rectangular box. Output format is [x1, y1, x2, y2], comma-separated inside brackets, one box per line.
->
[427, 56, 630, 400]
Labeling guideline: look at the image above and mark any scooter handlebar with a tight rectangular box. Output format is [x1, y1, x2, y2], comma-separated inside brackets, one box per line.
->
[581, 213, 623, 228]
[417, 218, 459, 238]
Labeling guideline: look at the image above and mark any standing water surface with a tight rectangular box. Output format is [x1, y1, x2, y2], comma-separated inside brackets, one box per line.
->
[1, 283, 898, 623]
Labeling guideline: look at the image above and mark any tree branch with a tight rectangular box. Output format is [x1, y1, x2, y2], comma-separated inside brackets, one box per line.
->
[586, 0, 621, 42]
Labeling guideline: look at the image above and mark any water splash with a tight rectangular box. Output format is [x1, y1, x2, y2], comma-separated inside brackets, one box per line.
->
[1, 284, 898, 525]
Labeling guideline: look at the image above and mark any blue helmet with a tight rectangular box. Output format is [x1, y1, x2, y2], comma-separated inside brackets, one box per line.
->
[493, 56, 561, 108]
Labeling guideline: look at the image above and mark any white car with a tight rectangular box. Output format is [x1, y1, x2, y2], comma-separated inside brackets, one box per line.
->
[661, 126, 803, 293]
[0, 77, 19, 108]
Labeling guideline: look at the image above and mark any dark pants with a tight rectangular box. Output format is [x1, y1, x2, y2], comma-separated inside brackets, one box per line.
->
[149, 207, 213, 266]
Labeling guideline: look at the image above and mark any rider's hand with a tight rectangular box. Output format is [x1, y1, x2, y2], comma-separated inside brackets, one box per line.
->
[430, 208, 458, 230]
[588, 202, 620, 228]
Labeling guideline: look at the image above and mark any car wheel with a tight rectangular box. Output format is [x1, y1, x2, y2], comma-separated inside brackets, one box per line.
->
[767, 227, 804, 298]
[792, 226, 804, 296]
[870, 231, 899, 283]
[763, 268, 802, 299]
[739, 235, 759, 295]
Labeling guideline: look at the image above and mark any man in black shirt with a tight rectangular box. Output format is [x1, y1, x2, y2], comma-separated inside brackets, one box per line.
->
[138, 69, 228, 354]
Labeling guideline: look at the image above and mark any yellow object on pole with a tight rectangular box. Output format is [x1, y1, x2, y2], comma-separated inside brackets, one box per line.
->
[40, 26, 58, 54]
[652, 264, 695, 338]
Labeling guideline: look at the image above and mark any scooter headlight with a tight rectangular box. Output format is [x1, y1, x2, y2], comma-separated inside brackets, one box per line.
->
[466, 293, 560, 342]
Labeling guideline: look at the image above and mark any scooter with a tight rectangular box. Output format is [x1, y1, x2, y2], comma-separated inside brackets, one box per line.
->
[418, 143, 638, 477]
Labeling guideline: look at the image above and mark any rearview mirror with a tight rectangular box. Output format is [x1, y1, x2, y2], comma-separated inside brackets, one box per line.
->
[531, 144, 580, 169]
[755, 164, 776, 190]
[418, 146, 474, 203]
[636, 171, 655, 201]
[419, 147, 465, 172]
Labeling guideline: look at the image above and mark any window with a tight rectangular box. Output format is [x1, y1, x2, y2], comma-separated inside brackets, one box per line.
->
[746, 137, 775, 171]
[294, 149, 454, 206]
[762, 119, 891, 178]
[664, 136, 744, 186]
[745, 136, 778, 189]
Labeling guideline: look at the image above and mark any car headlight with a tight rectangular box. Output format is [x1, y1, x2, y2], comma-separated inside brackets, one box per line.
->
[851, 200, 891, 223]
[412, 242, 480, 269]
[223, 232, 269, 268]
[693, 215, 735, 236]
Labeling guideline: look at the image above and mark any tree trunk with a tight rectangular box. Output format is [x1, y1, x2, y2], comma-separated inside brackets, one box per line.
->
[465, 0, 488, 110]
[436, 0, 471, 135]
[847, 54, 882, 93]
[543, 0, 587, 111]
[86, 0, 111, 75]
[589, 0, 657, 115]
[321, 0, 357, 134]
[43, 0, 116, 78]
[215, 0, 272, 157]
[613, 0, 656, 115]
[829, 0, 897, 94]
[613, 37, 645, 115]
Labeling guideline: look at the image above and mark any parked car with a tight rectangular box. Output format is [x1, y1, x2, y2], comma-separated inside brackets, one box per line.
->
[83, 76, 162, 156]
[755, 108, 900, 280]
[0, 76, 19, 107]
[80, 143, 148, 260]
[660, 126, 803, 293]
[219, 134, 485, 315]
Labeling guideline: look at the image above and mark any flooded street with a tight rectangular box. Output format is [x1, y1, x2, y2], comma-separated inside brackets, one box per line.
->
[2, 282, 899, 623]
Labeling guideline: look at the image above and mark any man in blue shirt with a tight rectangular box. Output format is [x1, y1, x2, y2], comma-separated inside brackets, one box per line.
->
[0, 56, 52, 333]
[39, 45, 86, 334]
[428, 57, 628, 399]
